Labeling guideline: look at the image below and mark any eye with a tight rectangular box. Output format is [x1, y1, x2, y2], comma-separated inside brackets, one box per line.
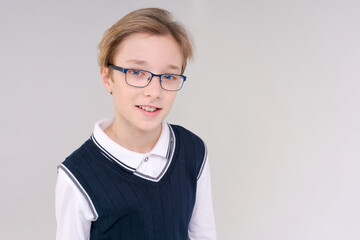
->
[162, 74, 178, 81]
[128, 69, 142, 76]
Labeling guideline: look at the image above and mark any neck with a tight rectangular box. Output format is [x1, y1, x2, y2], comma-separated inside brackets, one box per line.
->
[104, 119, 162, 154]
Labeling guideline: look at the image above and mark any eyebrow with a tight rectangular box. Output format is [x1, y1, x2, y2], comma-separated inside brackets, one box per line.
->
[126, 59, 180, 71]
[126, 59, 147, 65]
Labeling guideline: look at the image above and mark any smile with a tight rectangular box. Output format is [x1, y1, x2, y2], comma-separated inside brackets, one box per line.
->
[137, 105, 161, 112]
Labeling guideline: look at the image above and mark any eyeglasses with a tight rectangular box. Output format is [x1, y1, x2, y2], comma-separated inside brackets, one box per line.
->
[108, 64, 187, 91]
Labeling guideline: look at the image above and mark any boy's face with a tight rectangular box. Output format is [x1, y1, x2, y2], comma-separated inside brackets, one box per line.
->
[101, 33, 183, 134]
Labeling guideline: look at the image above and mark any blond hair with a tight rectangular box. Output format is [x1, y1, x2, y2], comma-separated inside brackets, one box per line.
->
[98, 8, 193, 74]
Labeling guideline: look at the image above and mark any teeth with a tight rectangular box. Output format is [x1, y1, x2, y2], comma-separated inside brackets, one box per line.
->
[139, 106, 157, 112]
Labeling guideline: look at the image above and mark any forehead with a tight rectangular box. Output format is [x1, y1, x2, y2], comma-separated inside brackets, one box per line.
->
[113, 33, 183, 71]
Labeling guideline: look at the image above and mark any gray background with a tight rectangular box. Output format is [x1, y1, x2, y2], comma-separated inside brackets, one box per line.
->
[1, 0, 359, 239]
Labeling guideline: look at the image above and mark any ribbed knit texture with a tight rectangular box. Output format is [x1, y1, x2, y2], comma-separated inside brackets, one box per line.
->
[62, 125, 206, 240]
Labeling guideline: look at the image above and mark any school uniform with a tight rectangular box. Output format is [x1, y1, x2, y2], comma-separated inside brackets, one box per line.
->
[56, 118, 216, 239]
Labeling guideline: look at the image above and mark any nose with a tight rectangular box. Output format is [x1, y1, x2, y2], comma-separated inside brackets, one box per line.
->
[143, 75, 162, 98]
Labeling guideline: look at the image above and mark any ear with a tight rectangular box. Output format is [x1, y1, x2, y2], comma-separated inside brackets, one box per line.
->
[100, 66, 113, 94]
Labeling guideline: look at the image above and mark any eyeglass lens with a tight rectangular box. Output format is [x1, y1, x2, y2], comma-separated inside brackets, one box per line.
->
[126, 70, 184, 91]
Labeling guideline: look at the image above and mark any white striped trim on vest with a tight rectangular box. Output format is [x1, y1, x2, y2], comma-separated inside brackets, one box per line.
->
[58, 164, 99, 220]
[197, 141, 208, 180]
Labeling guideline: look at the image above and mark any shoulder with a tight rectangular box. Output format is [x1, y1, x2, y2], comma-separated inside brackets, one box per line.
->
[59, 137, 94, 188]
[62, 138, 94, 167]
[60, 137, 101, 188]
[169, 124, 208, 179]
[169, 124, 205, 145]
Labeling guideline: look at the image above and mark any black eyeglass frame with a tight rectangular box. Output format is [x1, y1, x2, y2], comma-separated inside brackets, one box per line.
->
[108, 64, 187, 91]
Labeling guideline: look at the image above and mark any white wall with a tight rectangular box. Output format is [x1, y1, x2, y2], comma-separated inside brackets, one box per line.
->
[1, 0, 359, 239]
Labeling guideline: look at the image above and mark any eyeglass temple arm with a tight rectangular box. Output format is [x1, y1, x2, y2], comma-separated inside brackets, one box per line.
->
[108, 64, 125, 73]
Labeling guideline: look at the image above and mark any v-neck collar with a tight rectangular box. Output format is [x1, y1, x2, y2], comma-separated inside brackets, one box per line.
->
[91, 118, 173, 176]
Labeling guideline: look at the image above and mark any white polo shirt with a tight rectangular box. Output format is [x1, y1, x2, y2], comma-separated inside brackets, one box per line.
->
[55, 118, 216, 239]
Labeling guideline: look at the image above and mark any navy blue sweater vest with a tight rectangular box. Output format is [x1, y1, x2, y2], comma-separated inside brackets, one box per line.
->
[61, 125, 207, 240]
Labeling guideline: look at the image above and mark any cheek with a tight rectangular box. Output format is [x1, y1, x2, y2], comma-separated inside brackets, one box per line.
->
[165, 93, 177, 106]
[113, 89, 132, 109]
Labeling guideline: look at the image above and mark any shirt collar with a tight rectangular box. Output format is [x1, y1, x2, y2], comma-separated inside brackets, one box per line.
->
[92, 118, 170, 170]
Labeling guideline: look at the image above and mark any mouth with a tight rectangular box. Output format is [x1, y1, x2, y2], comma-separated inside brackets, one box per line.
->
[136, 105, 161, 112]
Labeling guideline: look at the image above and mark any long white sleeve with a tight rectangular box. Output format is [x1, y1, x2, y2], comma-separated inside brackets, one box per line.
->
[188, 157, 217, 239]
[55, 168, 94, 240]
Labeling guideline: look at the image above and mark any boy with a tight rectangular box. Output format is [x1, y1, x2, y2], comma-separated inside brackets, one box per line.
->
[56, 8, 216, 240]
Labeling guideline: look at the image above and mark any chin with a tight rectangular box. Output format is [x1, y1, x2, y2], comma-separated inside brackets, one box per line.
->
[135, 120, 163, 133]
